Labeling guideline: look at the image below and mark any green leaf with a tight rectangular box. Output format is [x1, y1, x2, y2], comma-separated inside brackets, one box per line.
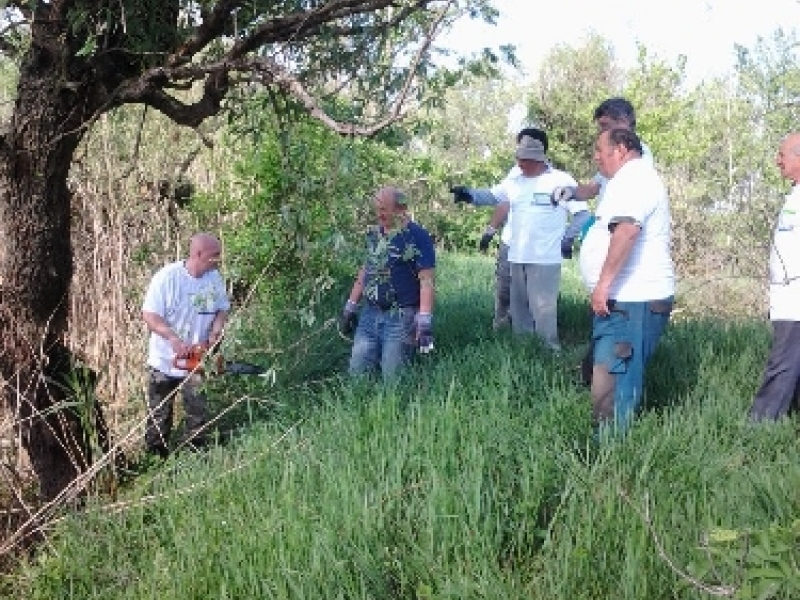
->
[707, 528, 742, 544]
[747, 567, 786, 580]
[76, 37, 97, 58]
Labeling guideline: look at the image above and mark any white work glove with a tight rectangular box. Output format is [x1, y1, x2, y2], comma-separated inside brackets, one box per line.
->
[551, 186, 577, 206]
[415, 312, 434, 354]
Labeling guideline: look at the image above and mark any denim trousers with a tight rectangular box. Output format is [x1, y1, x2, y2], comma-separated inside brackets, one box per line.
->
[349, 305, 417, 379]
[591, 297, 673, 432]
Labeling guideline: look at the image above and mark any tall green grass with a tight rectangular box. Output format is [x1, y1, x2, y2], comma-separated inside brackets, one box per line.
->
[6, 254, 800, 600]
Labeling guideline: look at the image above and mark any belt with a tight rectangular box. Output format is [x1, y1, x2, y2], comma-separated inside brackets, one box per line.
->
[607, 299, 673, 317]
[367, 302, 418, 312]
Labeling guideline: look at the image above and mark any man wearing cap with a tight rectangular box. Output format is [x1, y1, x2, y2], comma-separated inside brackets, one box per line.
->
[748, 132, 800, 421]
[579, 128, 674, 434]
[338, 186, 436, 379]
[483, 135, 589, 350]
[450, 128, 550, 330]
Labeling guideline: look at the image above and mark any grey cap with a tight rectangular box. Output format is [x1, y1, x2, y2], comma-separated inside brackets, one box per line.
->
[515, 135, 547, 161]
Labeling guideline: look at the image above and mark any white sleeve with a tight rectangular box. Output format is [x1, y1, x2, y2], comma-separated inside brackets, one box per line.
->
[607, 175, 654, 225]
[490, 178, 512, 204]
[559, 173, 585, 214]
[142, 269, 168, 315]
[566, 199, 590, 214]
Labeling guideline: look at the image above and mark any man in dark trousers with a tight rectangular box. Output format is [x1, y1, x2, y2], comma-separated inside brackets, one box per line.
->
[749, 132, 800, 421]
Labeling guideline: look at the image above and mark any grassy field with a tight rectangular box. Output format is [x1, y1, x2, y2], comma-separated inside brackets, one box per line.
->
[5, 253, 800, 599]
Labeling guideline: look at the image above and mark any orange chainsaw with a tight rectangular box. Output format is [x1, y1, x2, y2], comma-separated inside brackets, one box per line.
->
[172, 343, 265, 376]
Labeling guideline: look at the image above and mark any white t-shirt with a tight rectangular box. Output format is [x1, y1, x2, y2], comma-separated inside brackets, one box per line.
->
[493, 167, 583, 264]
[579, 157, 674, 301]
[493, 165, 521, 246]
[592, 141, 654, 204]
[769, 185, 800, 320]
[142, 261, 231, 376]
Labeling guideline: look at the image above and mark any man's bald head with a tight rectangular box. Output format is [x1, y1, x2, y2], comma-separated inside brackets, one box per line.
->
[186, 233, 222, 277]
[375, 186, 406, 208]
[190, 233, 219, 253]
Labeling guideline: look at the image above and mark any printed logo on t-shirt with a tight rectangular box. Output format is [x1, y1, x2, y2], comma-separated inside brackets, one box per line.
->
[190, 287, 221, 314]
[530, 193, 552, 206]
[778, 209, 798, 231]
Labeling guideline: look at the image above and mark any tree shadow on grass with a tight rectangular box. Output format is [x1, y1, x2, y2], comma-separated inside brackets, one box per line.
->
[554, 295, 770, 428]
[643, 316, 769, 416]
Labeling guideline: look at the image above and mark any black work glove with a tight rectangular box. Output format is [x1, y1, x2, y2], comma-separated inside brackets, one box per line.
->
[450, 185, 473, 204]
[338, 300, 358, 337]
[415, 312, 434, 353]
[479, 226, 496, 254]
[561, 237, 574, 260]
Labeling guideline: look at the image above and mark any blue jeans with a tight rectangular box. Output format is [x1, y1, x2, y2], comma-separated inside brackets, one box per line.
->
[349, 305, 417, 379]
[591, 297, 673, 432]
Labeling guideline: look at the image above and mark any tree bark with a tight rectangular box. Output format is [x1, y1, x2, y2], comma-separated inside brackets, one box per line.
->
[0, 26, 91, 503]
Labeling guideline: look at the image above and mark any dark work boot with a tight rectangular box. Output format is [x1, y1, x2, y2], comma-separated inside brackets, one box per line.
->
[146, 444, 169, 460]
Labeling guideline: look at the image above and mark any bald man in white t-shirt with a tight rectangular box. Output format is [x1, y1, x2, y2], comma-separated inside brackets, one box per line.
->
[749, 132, 800, 421]
[142, 233, 230, 457]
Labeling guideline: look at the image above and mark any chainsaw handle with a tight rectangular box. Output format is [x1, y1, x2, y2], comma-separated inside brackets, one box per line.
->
[172, 343, 209, 371]
[172, 343, 225, 375]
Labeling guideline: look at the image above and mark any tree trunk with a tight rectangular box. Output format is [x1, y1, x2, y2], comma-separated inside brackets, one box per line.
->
[0, 40, 91, 503]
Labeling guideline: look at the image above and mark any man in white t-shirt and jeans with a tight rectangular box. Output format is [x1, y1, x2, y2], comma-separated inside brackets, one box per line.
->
[142, 233, 230, 457]
[749, 132, 800, 421]
[551, 98, 655, 384]
[484, 135, 590, 349]
[579, 128, 674, 433]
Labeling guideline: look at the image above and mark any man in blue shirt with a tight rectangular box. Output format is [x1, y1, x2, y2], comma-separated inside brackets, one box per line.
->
[339, 186, 436, 379]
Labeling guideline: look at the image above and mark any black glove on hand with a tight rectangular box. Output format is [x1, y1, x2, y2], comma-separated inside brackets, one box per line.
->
[338, 300, 358, 337]
[416, 312, 434, 354]
[479, 226, 496, 254]
[551, 186, 577, 206]
[560, 237, 574, 260]
[450, 185, 473, 204]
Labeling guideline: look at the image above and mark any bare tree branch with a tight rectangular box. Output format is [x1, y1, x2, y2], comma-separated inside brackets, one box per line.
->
[619, 488, 738, 597]
[105, 0, 451, 133]
[168, 0, 246, 67]
[228, 0, 428, 58]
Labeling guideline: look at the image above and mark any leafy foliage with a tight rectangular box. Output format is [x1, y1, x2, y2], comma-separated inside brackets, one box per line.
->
[528, 34, 620, 178]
